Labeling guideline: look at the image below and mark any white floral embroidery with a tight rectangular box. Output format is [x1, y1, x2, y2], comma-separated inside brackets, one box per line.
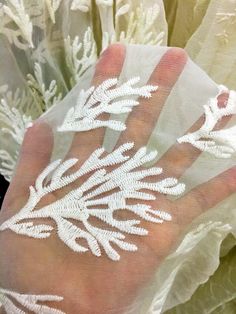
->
[115, 0, 130, 18]
[117, 3, 165, 46]
[0, 98, 32, 146]
[27, 63, 62, 111]
[0, 150, 16, 182]
[0, 0, 33, 48]
[58, 77, 158, 132]
[64, 27, 97, 87]
[0, 287, 64, 314]
[45, 0, 62, 23]
[71, 1, 165, 51]
[100, 2, 165, 50]
[0, 142, 185, 261]
[0, 86, 35, 181]
[178, 87, 236, 158]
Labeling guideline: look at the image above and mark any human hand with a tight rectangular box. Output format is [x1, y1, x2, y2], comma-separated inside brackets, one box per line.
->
[0, 44, 235, 314]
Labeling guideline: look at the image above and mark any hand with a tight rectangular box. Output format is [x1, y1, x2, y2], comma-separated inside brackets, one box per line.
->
[0, 44, 235, 314]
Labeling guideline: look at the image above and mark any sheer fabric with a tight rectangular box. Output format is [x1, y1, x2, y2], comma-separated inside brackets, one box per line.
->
[165, 0, 236, 90]
[0, 1, 236, 313]
[0, 44, 235, 313]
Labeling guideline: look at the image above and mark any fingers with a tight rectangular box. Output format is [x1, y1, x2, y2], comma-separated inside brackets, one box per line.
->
[175, 165, 236, 226]
[2, 122, 53, 211]
[156, 92, 230, 179]
[68, 44, 126, 160]
[117, 48, 188, 148]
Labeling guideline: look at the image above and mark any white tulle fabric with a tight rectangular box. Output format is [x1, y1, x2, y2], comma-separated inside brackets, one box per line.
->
[0, 45, 235, 313]
[166, 0, 236, 90]
[0, 2, 236, 313]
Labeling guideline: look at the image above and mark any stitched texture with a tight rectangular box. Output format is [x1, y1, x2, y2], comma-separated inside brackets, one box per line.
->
[0, 143, 185, 261]
[0, 287, 64, 314]
[57, 77, 158, 132]
[178, 86, 236, 158]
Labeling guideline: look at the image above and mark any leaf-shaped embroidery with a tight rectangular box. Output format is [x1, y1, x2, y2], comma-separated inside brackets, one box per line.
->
[57, 77, 158, 132]
[178, 87, 236, 158]
[0, 143, 185, 261]
[0, 0, 33, 48]
[64, 27, 97, 87]
[0, 98, 32, 145]
[0, 287, 64, 314]
[27, 63, 62, 111]
[45, 0, 62, 23]
[0, 88, 33, 181]
[0, 150, 16, 182]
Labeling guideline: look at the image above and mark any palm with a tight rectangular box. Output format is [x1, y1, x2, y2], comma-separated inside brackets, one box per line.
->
[0, 45, 235, 314]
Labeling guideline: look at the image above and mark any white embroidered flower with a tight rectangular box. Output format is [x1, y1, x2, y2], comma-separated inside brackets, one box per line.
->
[0, 142, 185, 261]
[0, 287, 64, 314]
[178, 87, 236, 158]
[58, 77, 158, 132]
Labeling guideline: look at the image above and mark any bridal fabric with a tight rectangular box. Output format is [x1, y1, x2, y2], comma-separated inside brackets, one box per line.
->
[0, 45, 235, 313]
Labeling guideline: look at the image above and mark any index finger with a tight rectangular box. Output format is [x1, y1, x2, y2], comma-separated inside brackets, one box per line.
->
[67, 44, 126, 161]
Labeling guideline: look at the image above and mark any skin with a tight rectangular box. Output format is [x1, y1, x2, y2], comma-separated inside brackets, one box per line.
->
[0, 44, 235, 314]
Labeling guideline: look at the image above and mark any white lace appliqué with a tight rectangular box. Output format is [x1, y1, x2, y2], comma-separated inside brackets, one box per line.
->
[178, 88, 236, 158]
[0, 143, 185, 261]
[0, 287, 64, 314]
[57, 77, 158, 132]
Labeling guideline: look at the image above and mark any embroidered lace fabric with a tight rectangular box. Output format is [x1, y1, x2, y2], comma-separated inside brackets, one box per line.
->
[0, 45, 235, 314]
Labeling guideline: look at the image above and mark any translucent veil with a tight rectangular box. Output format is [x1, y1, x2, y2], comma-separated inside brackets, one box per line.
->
[0, 43, 235, 314]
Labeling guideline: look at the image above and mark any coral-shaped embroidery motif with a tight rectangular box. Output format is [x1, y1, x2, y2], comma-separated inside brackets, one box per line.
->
[178, 87, 236, 158]
[45, 0, 62, 23]
[116, 3, 165, 46]
[0, 150, 16, 182]
[64, 27, 97, 87]
[0, 0, 34, 49]
[0, 88, 33, 181]
[0, 98, 32, 145]
[58, 77, 158, 132]
[27, 63, 62, 111]
[216, 9, 236, 45]
[0, 143, 185, 261]
[0, 287, 64, 314]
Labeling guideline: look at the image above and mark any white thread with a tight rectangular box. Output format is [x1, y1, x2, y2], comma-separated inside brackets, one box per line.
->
[27, 63, 62, 111]
[178, 87, 236, 158]
[117, 4, 164, 46]
[64, 27, 97, 86]
[45, 0, 62, 23]
[0, 287, 64, 314]
[0, 85, 35, 181]
[0, 98, 32, 145]
[0, 150, 16, 182]
[58, 77, 158, 133]
[1, 0, 33, 48]
[0, 142, 185, 261]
